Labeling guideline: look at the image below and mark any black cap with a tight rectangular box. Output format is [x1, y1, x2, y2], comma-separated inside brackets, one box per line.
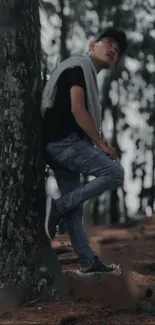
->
[95, 27, 128, 56]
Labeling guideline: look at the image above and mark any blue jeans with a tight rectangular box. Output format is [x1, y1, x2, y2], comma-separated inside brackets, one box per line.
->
[46, 133, 124, 266]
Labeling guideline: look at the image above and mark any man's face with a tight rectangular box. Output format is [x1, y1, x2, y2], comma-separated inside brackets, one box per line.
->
[90, 37, 120, 68]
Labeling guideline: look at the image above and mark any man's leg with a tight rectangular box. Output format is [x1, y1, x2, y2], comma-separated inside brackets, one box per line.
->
[46, 133, 124, 217]
[50, 166, 120, 276]
[53, 168, 95, 266]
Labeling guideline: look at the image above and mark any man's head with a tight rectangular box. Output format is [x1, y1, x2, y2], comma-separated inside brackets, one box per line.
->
[89, 27, 128, 70]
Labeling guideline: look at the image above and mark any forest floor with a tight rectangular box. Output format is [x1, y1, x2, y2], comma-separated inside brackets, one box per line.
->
[1, 216, 155, 325]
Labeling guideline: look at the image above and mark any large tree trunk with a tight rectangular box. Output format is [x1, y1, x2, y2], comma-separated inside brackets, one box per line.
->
[0, 0, 65, 306]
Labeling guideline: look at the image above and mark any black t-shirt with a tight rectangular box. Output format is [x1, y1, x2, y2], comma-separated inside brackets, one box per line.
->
[42, 66, 87, 144]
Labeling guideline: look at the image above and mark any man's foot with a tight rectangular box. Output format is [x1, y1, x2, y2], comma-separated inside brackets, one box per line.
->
[76, 255, 121, 277]
[45, 198, 64, 240]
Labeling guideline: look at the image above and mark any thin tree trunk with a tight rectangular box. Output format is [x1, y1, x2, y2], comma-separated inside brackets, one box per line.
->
[109, 104, 120, 224]
[109, 189, 119, 224]
[59, 0, 69, 61]
[92, 197, 100, 225]
[0, 0, 65, 305]
[139, 159, 146, 213]
[122, 188, 128, 223]
[150, 132, 155, 212]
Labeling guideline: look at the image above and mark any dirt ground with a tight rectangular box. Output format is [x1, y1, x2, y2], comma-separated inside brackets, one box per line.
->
[0, 216, 155, 325]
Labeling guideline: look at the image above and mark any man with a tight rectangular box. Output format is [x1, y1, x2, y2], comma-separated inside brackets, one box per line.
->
[41, 27, 128, 276]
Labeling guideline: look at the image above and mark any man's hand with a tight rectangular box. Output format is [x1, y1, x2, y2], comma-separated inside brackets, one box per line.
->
[98, 141, 117, 160]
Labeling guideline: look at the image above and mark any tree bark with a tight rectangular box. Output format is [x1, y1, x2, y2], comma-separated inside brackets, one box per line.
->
[0, 0, 65, 305]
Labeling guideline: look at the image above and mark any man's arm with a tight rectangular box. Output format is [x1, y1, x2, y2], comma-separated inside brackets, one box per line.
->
[70, 85, 116, 158]
[70, 85, 105, 148]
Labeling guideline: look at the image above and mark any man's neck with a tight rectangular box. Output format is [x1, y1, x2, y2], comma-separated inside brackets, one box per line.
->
[89, 53, 110, 74]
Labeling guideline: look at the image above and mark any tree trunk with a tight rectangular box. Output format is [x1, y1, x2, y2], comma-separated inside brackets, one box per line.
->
[92, 197, 100, 225]
[0, 0, 65, 305]
[109, 105, 120, 224]
[109, 190, 119, 224]
[122, 188, 128, 223]
[150, 131, 155, 213]
[59, 0, 69, 61]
